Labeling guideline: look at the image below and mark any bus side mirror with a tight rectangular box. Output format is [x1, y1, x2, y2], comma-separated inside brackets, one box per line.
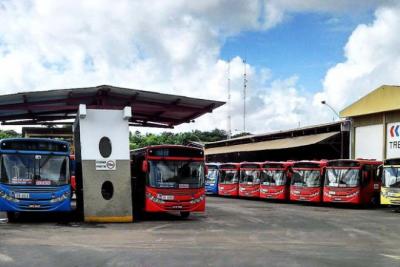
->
[377, 165, 383, 180]
[142, 160, 149, 173]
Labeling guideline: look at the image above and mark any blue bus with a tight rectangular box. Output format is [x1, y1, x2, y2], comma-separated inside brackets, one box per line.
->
[205, 163, 220, 195]
[0, 138, 72, 221]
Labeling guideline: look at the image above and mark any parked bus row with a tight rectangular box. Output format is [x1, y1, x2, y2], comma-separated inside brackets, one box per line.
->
[0, 139, 206, 221]
[206, 158, 400, 207]
[1, 137, 398, 222]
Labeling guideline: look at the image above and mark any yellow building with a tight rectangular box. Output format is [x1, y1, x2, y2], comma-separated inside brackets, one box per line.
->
[340, 85, 400, 161]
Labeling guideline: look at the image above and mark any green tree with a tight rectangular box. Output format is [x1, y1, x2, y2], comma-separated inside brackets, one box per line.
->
[0, 130, 20, 139]
[129, 128, 231, 149]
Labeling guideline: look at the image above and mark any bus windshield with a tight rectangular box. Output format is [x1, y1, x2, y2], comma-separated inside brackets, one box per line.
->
[219, 170, 238, 184]
[240, 170, 260, 184]
[325, 168, 360, 187]
[383, 167, 400, 188]
[260, 170, 286, 186]
[148, 160, 205, 189]
[0, 154, 69, 186]
[206, 168, 219, 184]
[291, 169, 321, 187]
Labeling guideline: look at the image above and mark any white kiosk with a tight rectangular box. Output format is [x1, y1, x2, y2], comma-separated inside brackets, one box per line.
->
[74, 104, 133, 222]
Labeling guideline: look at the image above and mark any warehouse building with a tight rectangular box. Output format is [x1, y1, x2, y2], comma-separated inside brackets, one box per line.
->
[340, 85, 400, 161]
[205, 121, 349, 162]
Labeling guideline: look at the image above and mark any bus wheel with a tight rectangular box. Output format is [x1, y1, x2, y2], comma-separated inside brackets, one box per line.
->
[180, 212, 190, 219]
[6, 212, 17, 223]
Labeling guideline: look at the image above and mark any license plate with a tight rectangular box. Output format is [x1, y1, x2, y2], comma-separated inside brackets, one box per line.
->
[157, 194, 174, 200]
[29, 204, 40, 208]
[15, 193, 30, 199]
[172, 205, 182, 209]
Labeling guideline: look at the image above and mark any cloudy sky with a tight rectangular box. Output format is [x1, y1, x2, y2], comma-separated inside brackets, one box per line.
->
[0, 0, 399, 134]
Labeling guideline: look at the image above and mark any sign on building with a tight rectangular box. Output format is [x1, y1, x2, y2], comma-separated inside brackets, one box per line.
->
[387, 122, 400, 159]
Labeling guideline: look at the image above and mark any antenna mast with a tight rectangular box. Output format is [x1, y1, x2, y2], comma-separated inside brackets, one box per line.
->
[227, 61, 232, 139]
[243, 59, 247, 133]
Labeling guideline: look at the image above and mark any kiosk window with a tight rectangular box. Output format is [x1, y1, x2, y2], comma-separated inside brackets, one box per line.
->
[99, 137, 112, 158]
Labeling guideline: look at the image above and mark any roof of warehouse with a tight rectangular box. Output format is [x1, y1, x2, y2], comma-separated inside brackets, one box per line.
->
[340, 85, 400, 118]
[206, 121, 343, 148]
[205, 131, 339, 155]
[0, 85, 225, 128]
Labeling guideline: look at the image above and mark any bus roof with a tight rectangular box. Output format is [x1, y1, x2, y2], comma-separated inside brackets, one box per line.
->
[240, 162, 262, 168]
[219, 162, 241, 169]
[327, 159, 382, 167]
[293, 160, 326, 168]
[384, 158, 400, 165]
[130, 144, 204, 159]
[261, 161, 293, 168]
[0, 137, 69, 145]
[0, 138, 69, 154]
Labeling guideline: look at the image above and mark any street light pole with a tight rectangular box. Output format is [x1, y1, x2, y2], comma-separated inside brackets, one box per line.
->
[321, 100, 340, 119]
[321, 100, 343, 158]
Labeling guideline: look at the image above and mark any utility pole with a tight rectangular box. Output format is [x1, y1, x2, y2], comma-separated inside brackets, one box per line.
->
[227, 61, 232, 139]
[243, 59, 247, 133]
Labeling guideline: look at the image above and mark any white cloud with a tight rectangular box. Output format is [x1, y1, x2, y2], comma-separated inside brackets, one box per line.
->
[314, 4, 400, 111]
[0, 0, 399, 135]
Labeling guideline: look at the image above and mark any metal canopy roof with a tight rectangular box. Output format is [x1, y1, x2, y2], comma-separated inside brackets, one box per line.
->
[0, 85, 225, 128]
[205, 132, 339, 155]
[205, 121, 342, 148]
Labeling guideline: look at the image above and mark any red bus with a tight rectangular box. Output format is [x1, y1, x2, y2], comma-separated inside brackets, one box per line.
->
[259, 161, 294, 200]
[290, 161, 327, 203]
[323, 159, 382, 205]
[218, 163, 240, 197]
[130, 145, 206, 218]
[239, 162, 262, 198]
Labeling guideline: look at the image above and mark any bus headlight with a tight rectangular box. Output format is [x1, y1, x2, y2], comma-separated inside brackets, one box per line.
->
[50, 192, 70, 203]
[190, 195, 205, 204]
[347, 191, 359, 198]
[0, 190, 20, 203]
[146, 193, 165, 204]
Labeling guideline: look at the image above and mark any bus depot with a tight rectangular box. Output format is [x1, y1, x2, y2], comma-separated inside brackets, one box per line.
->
[1, 84, 400, 223]
[0, 85, 224, 222]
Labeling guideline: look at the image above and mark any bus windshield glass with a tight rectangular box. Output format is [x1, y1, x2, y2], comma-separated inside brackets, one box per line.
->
[206, 168, 218, 184]
[325, 168, 360, 187]
[148, 160, 205, 189]
[0, 154, 69, 186]
[260, 170, 286, 186]
[240, 170, 260, 184]
[383, 167, 400, 188]
[219, 170, 238, 184]
[291, 169, 321, 187]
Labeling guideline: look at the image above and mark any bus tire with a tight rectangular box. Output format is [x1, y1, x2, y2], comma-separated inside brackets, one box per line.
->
[6, 212, 17, 223]
[180, 212, 190, 219]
